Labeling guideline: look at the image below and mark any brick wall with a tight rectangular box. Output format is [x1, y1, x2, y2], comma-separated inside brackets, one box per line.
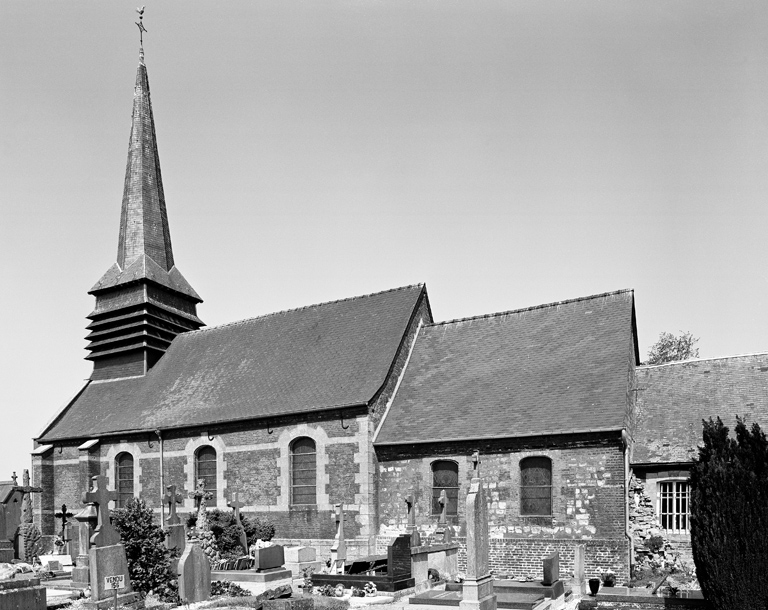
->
[376, 434, 627, 540]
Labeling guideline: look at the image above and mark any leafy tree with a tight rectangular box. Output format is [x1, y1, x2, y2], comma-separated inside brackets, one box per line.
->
[111, 499, 179, 603]
[645, 331, 699, 365]
[690, 417, 768, 610]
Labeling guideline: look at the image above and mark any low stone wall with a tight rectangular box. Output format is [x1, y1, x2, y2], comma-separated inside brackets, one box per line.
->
[578, 587, 710, 610]
[0, 578, 46, 610]
[376, 535, 630, 584]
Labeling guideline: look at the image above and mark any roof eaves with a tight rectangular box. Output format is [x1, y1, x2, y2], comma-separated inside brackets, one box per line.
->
[35, 380, 92, 441]
[374, 426, 626, 446]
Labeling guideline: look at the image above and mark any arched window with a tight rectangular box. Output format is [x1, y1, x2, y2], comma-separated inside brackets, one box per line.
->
[115, 452, 134, 508]
[520, 456, 552, 516]
[291, 437, 317, 505]
[431, 460, 459, 519]
[196, 446, 217, 507]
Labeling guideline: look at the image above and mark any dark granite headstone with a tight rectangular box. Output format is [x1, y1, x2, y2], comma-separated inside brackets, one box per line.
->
[542, 552, 559, 586]
[254, 545, 285, 571]
[388, 534, 412, 578]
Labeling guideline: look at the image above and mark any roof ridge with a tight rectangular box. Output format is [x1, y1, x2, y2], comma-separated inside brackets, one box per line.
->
[186, 284, 425, 335]
[427, 288, 634, 327]
[638, 351, 768, 369]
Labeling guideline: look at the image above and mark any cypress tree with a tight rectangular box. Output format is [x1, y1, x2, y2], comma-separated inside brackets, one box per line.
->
[690, 417, 768, 609]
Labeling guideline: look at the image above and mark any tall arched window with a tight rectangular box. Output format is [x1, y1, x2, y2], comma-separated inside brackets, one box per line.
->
[431, 460, 459, 519]
[520, 456, 552, 516]
[196, 446, 217, 507]
[115, 452, 134, 508]
[291, 437, 317, 505]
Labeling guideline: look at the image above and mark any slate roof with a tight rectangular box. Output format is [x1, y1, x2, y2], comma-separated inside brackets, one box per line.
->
[0, 482, 15, 504]
[633, 353, 768, 465]
[374, 289, 637, 445]
[39, 285, 426, 442]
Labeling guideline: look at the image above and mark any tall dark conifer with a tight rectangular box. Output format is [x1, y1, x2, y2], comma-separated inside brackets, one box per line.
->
[690, 417, 768, 610]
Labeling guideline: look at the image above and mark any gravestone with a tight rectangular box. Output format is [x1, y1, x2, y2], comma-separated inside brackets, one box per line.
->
[81, 475, 138, 609]
[178, 540, 211, 603]
[434, 489, 453, 543]
[0, 500, 12, 562]
[71, 504, 97, 587]
[573, 544, 585, 586]
[284, 545, 321, 577]
[164, 484, 186, 552]
[253, 544, 285, 571]
[405, 493, 421, 547]
[329, 503, 346, 574]
[227, 491, 249, 554]
[459, 472, 496, 610]
[542, 552, 559, 586]
[15, 470, 43, 562]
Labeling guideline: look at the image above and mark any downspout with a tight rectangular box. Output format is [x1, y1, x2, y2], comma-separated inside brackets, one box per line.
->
[622, 429, 633, 577]
[156, 429, 164, 528]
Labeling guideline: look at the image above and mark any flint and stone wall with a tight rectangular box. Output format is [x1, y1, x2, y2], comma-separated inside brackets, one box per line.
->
[375, 433, 630, 582]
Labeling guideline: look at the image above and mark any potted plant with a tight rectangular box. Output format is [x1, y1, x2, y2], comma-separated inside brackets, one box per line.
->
[602, 570, 616, 587]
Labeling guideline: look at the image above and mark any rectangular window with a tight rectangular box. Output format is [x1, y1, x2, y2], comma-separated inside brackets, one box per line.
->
[659, 481, 690, 533]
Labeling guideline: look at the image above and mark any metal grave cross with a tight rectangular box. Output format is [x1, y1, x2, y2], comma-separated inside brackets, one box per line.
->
[82, 474, 120, 547]
[164, 485, 183, 525]
[54, 504, 75, 538]
[227, 491, 248, 553]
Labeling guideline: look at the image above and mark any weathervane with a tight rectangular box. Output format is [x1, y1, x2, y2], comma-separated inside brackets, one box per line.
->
[135, 6, 147, 59]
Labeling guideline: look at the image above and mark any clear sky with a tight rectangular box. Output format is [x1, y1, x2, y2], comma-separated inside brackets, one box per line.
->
[1, 1, 767, 476]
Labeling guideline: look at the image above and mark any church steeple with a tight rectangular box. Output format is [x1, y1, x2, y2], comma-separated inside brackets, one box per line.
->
[85, 37, 203, 381]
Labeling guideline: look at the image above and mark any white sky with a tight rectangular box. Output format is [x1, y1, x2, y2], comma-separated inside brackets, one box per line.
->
[1, 1, 767, 475]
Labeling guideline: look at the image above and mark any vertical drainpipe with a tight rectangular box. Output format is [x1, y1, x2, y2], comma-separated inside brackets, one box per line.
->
[622, 429, 633, 577]
[156, 429, 164, 528]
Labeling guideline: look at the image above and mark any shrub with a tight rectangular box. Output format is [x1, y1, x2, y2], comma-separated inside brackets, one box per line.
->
[211, 580, 251, 598]
[646, 535, 664, 554]
[690, 417, 768, 610]
[186, 509, 276, 558]
[111, 499, 179, 603]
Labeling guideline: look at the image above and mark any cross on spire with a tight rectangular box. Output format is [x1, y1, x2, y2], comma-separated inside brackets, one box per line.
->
[135, 6, 147, 61]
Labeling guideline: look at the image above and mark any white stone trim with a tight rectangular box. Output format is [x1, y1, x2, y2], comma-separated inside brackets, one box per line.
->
[277, 424, 332, 511]
[102, 442, 144, 509]
[184, 434, 228, 510]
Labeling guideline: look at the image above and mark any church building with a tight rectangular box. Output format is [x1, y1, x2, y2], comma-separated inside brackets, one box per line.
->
[30, 46, 768, 584]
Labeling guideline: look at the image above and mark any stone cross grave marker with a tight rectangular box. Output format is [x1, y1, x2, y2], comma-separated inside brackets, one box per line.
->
[82, 474, 120, 547]
[471, 450, 481, 476]
[330, 503, 346, 574]
[404, 493, 421, 547]
[227, 491, 248, 554]
[165, 484, 186, 553]
[10, 472, 17, 486]
[438, 490, 448, 525]
[164, 485, 183, 525]
[16, 469, 43, 561]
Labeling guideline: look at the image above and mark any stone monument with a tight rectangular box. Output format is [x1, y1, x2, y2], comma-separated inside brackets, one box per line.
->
[0, 498, 12, 562]
[81, 474, 138, 609]
[178, 540, 211, 603]
[434, 489, 454, 543]
[459, 454, 496, 610]
[189, 479, 220, 565]
[329, 503, 346, 575]
[14, 470, 43, 562]
[164, 484, 186, 552]
[71, 503, 97, 587]
[405, 493, 421, 547]
[227, 491, 249, 554]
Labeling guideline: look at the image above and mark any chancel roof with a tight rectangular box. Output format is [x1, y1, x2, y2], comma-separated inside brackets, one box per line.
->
[633, 353, 768, 465]
[374, 289, 637, 445]
[39, 285, 426, 441]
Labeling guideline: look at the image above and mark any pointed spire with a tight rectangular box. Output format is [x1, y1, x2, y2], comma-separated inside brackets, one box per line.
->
[85, 18, 203, 381]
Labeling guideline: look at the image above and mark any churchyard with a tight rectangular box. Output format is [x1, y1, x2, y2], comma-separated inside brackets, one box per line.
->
[0, 462, 708, 610]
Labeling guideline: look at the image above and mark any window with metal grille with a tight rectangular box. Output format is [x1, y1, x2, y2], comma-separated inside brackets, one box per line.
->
[658, 481, 690, 534]
[115, 452, 134, 509]
[520, 456, 552, 516]
[291, 437, 317, 505]
[431, 460, 459, 518]
[196, 446, 217, 507]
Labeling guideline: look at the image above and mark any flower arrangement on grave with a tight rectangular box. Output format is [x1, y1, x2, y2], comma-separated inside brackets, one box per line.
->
[321, 584, 336, 597]
[334, 584, 345, 597]
[601, 570, 616, 587]
[349, 586, 365, 597]
[189, 480, 221, 567]
[53, 535, 65, 550]
[301, 567, 315, 593]
[363, 581, 377, 597]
